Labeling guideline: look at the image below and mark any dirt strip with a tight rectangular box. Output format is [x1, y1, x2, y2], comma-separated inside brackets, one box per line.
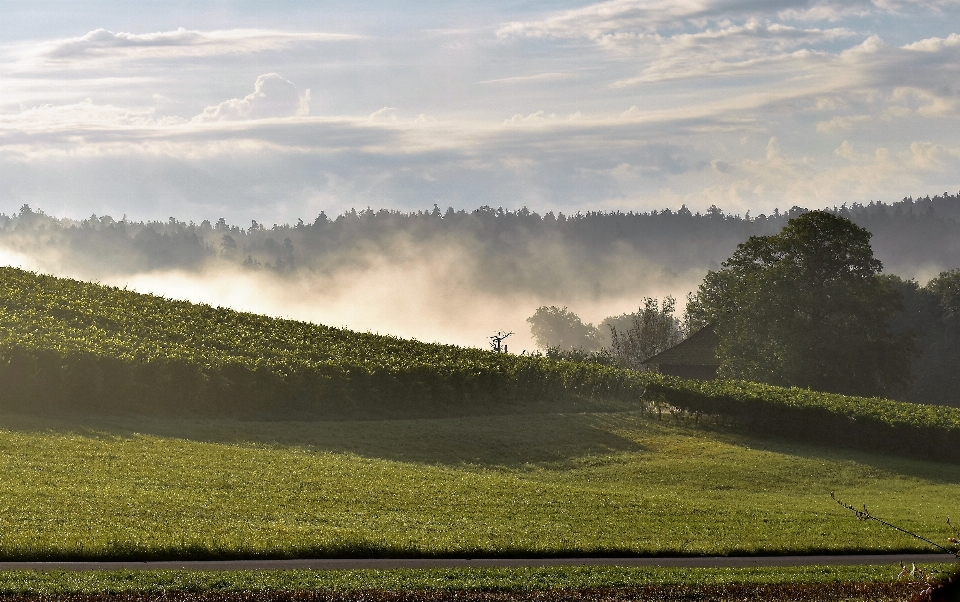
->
[0, 554, 956, 572]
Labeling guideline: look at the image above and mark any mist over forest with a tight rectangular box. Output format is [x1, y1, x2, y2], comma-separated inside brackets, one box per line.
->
[1, 192, 958, 355]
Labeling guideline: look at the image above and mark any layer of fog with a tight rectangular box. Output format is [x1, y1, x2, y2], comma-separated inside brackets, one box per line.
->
[0, 240, 703, 352]
[3, 196, 957, 352]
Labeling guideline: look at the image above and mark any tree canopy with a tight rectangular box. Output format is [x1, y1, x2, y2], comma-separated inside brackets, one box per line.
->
[687, 210, 911, 397]
[606, 297, 685, 370]
[886, 269, 960, 406]
[526, 306, 603, 352]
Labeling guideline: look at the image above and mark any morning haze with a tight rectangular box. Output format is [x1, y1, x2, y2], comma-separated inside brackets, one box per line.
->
[3, 195, 958, 353]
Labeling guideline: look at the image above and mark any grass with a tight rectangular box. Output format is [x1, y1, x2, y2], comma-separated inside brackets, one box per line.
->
[1, 410, 957, 561]
[1, 565, 955, 594]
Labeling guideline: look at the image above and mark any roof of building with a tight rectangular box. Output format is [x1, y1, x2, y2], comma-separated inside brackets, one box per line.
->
[641, 324, 720, 367]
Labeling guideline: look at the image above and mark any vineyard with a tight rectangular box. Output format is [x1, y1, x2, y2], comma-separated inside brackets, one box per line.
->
[2, 266, 959, 461]
[0, 266, 646, 419]
[645, 379, 960, 462]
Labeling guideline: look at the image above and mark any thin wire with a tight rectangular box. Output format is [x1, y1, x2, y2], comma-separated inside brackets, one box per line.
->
[832, 492, 959, 557]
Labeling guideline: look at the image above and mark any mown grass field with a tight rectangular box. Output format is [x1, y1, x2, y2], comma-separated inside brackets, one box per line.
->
[3, 564, 956, 596]
[1, 410, 957, 561]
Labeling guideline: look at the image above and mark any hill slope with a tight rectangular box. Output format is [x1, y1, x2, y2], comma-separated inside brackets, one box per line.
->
[1, 266, 959, 463]
[0, 266, 643, 419]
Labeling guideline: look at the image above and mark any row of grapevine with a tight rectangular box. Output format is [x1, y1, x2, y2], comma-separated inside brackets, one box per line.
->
[645, 378, 960, 462]
[0, 346, 652, 419]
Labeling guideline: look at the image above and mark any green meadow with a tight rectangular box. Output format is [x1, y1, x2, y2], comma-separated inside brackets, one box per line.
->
[3, 565, 956, 595]
[1, 410, 957, 561]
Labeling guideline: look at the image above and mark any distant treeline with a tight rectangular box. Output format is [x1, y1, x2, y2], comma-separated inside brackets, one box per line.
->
[2, 193, 958, 295]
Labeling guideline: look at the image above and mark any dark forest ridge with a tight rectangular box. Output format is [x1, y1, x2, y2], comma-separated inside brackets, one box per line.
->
[2, 193, 958, 293]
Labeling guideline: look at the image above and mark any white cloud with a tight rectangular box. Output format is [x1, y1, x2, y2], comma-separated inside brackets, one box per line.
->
[479, 72, 574, 84]
[607, 20, 854, 84]
[816, 114, 872, 133]
[503, 109, 561, 125]
[906, 140, 960, 170]
[499, 0, 954, 43]
[2, 103, 957, 227]
[890, 86, 960, 118]
[498, 0, 708, 40]
[497, 0, 959, 96]
[690, 136, 960, 213]
[0, 4, 957, 226]
[368, 107, 398, 122]
[0, 98, 171, 131]
[902, 32, 960, 51]
[8, 28, 360, 70]
[192, 74, 310, 122]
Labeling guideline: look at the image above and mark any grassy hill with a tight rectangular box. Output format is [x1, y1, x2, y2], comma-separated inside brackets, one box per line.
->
[1, 266, 958, 563]
[2, 266, 959, 462]
[0, 266, 644, 420]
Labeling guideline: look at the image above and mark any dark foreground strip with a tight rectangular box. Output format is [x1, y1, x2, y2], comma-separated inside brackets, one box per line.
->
[0, 583, 923, 602]
[0, 554, 954, 571]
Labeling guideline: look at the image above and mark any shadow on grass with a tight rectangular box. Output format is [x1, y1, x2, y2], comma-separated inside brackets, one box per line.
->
[0, 411, 647, 468]
[2, 409, 959, 484]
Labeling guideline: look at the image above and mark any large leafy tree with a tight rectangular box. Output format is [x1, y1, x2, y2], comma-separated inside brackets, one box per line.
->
[687, 210, 911, 396]
[526, 306, 603, 351]
[606, 296, 685, 370]
[887, 269, 960, 406]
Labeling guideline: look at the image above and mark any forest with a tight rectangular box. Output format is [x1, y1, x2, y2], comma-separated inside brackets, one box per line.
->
[1, 193, 958, 299]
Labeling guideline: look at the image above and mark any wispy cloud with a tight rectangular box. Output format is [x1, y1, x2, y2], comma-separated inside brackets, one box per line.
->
[480, 72, 574, 85]
[0, 2, 957, 225]
[498, 0, 954, 42]
[6, 27, 360, 71]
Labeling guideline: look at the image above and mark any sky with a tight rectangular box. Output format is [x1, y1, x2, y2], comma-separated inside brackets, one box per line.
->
[1, 0, 959, 226]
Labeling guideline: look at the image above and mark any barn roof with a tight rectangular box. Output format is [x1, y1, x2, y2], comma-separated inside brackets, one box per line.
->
[641, 324, 720, 366]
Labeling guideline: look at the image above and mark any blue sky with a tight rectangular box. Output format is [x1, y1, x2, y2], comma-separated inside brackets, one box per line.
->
[2, 0, 958, 225]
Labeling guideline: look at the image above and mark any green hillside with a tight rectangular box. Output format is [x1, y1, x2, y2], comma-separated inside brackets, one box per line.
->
[0, 266, 647, 419]
[2, 266, 959, 463]
[1, 267, 958, 562]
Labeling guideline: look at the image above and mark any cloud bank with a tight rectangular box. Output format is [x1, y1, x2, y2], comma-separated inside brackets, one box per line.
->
[0, 3, 957, 224]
